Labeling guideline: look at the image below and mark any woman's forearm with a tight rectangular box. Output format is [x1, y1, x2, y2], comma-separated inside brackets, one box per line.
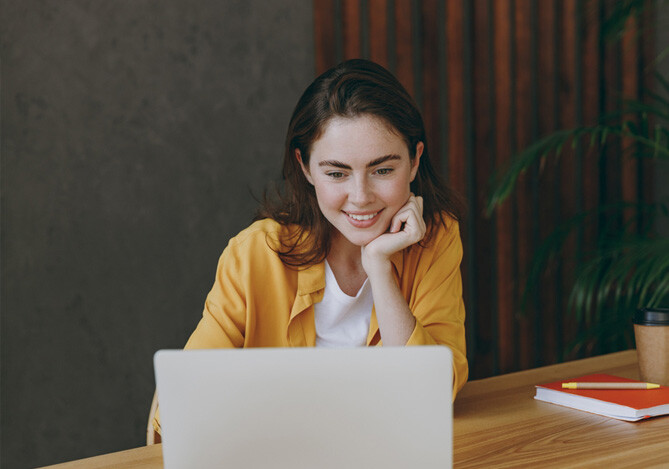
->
[365, 261, 415, 345]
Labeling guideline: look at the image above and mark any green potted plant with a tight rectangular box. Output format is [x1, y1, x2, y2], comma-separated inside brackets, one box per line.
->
[487, 0, 669, 357]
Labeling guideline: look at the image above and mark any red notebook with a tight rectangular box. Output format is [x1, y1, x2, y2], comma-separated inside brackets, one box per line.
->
[534, 374, 669, 421]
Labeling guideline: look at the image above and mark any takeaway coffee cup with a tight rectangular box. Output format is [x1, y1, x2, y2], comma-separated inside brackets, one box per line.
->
[634, 307, 669, 386]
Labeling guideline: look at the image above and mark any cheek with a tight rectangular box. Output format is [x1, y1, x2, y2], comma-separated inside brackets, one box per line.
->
[313, 182, 345, 210]
[379, 179, 411, 206]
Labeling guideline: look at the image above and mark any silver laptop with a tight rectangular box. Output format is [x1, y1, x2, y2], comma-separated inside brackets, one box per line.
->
[154, 346, 453, 469]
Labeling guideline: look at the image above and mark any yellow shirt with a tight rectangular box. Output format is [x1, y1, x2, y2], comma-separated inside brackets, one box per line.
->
[153, 216, 467, 437]
[186, 217, 468, 388]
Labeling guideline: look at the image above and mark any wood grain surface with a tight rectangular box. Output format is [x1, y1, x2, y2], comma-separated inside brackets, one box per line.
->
[41, 350, 669, 468]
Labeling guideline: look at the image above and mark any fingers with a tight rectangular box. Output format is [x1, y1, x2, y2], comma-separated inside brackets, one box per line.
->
[389, 195, 425, 242]
[362, 195, 426, 271]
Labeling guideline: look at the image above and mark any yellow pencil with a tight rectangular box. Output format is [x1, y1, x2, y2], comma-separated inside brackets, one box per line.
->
[562, 382, 660, 390]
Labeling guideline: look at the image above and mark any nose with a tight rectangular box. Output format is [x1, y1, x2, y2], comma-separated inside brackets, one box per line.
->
[349, 175, 374, 207]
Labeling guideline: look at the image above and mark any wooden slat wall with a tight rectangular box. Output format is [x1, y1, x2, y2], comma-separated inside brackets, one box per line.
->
[313, 0, 653, 378]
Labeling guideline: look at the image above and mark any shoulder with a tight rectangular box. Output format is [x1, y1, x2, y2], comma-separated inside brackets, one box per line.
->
[230, 218, 283, 243]
[208, 220, 303, 306]
[401, 213, 462, 266]
[225, 218, 304, 260]
[424, 213, 461, 251]
[399, 213, 462, 278]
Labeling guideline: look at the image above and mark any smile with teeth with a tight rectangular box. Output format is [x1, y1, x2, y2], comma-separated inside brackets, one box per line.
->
[346, 211, 380, 221]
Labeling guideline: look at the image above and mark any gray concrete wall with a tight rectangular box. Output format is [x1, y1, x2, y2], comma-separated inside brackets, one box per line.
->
[1, 1, 314, 467]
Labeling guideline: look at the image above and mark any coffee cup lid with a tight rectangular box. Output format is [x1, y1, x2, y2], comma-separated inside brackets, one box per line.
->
[634, 307, 669, 326]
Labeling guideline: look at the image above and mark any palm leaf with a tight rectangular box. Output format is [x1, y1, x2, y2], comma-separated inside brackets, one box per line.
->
[516, 201, 666, 313]
[569, 236, 669, 327]
[487, 122, 669, 215]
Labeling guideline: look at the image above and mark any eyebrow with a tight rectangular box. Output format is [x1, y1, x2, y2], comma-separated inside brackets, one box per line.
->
[318, 154, 402, 169]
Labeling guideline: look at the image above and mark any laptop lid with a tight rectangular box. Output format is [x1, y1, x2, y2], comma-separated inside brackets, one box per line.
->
[154, 346, 453, 469]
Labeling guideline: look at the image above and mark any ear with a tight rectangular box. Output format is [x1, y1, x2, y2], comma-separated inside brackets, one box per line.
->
[409, 141, 423, 182]
[296, 149, 314, 185]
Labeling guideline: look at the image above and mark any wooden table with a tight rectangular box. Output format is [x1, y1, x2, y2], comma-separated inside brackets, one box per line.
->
[454, 349, 668, 468]
[41, 350, 669, 468]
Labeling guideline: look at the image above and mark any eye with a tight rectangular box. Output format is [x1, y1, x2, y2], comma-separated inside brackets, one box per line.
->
[326, 171, 345, 179]
[375, 168, 393, 176]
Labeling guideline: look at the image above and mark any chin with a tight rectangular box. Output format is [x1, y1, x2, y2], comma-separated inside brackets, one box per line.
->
[339, 228, 385, 247]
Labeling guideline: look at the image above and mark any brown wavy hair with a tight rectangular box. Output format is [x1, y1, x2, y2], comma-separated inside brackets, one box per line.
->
[256, 59, 464, 267]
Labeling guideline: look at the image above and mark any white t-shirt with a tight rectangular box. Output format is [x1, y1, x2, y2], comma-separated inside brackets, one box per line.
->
[315, 261, 373, 347]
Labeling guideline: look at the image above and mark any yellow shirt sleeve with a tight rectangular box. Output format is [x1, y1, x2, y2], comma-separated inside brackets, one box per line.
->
[184, 237, 248, 350]
[403, 219, 468, 397]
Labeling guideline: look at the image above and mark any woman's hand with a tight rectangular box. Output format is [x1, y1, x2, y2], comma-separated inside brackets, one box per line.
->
[359, 194, 425, 345]
[361, 194, 426, 276]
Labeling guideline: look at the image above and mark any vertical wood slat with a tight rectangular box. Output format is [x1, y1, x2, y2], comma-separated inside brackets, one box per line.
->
[640, 0, 655, 215]
[461, 0, 477, 377]
[471, 0, 496, 377]
[581, 0, 601, 280]
[446, 0, 466, 195]
[601, 0, 627, 352]
[343, 0, 362, 59]
[314, 0, 336, 75]
[421, 0, 441, 172]
[394, 0, 415, 96]
[514, 0, 534, 370]
[312, 0, 653, 378]
[621, 14, 639, 227]
[604, 0, 623, 215]
[536, 0, 559, 365]
[368, 0, 388, 67]
[445, 0, 473, 373]
[492, 0, 515, 374]
[558, 0, 579, 357]
[580, 0, 602, 353]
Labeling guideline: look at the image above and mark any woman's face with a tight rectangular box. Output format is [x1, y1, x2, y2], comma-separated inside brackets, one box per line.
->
[299, 115, 422, 247]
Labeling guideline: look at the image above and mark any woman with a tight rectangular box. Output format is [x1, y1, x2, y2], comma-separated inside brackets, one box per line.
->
[184, 57, 467, 380]
[156, 60, 467, 431]
[151, 59, 468, 438]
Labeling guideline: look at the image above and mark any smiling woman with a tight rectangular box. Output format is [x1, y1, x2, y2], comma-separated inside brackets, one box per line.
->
[151, 59, 468, 437]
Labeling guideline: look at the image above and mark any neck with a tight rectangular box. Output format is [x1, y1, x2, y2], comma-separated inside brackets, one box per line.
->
[327, 231, 362, 267]
[326, 232, 367, 296]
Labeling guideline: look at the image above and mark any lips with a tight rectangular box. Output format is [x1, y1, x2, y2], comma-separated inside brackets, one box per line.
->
[343, 210, 382, 228]
[346, 211, 380, 221]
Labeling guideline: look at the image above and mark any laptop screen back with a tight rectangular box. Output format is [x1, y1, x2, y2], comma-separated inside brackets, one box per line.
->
[154, 346, 453, 469]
